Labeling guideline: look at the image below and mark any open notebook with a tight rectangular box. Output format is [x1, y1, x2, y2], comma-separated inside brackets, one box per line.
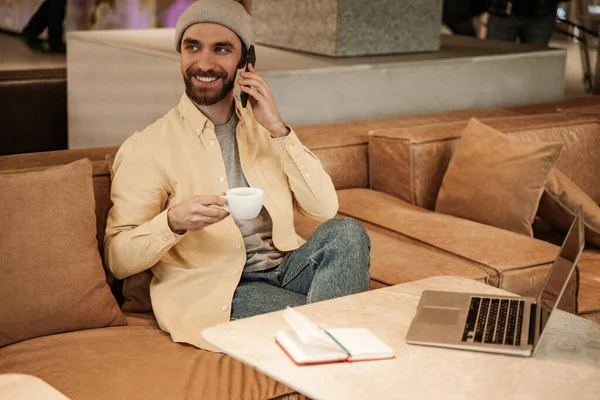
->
[275, 307, 395, 365]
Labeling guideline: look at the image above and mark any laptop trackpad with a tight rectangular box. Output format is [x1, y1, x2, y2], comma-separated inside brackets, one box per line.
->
[417, 307, 461, 325]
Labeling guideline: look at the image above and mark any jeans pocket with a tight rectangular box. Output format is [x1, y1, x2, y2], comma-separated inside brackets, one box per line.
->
[280, 258, 314, 288]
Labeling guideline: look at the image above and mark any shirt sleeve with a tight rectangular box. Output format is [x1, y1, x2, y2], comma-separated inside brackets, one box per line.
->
[103, 134, 185, 279]
[272, 128, 339, 221]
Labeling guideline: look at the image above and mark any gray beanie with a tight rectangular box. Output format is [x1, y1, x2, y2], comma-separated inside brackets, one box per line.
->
[175, 0, 253, 53]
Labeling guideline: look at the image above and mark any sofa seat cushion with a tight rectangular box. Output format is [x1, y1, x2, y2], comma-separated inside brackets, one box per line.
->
[337, 189, 559, 270]
[294, 211, 490, 290]
[328, 189, 578, 313]
[0, 314, 295, 400]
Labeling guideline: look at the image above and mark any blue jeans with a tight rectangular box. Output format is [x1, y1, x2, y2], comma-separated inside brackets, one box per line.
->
[487, 9, 557, 47]
[230, 218, 371, 320]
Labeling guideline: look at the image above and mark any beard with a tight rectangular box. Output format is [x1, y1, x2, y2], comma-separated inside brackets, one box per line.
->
[183, 66, 235, 106]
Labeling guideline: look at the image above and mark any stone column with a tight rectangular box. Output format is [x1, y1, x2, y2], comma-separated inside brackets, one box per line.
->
[252, 0, 443, 57]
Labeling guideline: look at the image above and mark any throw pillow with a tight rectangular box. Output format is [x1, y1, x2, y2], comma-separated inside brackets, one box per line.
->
[0, 159, 127, 347]
[435, 118, 563, 236]
[538, 168, 600, 247]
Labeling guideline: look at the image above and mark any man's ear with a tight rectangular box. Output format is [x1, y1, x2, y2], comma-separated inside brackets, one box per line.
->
[237, 43, 248, 69]
[237, 56, 246, 70]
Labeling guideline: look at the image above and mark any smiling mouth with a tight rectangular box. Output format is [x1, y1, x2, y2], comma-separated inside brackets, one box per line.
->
[194, 76, 219, 84]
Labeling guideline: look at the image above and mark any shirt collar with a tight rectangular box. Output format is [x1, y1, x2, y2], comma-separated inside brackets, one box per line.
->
[177, 93, 251, 137]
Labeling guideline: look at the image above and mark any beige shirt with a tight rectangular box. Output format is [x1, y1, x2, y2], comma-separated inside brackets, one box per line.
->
[104, 93, 338, 351]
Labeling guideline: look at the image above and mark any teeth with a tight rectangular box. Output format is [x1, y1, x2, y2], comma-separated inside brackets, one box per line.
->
[196, 76, 217, 83]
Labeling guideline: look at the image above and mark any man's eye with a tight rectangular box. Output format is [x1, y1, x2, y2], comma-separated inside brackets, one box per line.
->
[186, 45, 198, 51]
[215, 47, 229, 54]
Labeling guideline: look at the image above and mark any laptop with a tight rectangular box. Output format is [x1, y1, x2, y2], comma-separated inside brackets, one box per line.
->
[406, 207, 585, 357]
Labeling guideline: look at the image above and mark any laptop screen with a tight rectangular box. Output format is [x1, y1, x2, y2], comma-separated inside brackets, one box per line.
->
[536, 207, 584, 342]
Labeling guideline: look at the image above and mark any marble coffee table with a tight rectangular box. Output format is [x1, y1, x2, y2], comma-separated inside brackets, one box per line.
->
[202, 276, 600, 400]
[0, 374, 70, 399]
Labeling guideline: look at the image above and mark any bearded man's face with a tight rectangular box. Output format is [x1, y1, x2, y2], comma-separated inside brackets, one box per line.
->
[180, 23, 243, 106]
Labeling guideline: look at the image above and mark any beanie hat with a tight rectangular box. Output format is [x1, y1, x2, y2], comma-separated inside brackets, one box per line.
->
[175, 0, 253, 53]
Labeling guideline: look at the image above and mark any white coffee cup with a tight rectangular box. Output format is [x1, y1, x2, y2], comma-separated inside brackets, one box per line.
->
[220, 187, 264, 219]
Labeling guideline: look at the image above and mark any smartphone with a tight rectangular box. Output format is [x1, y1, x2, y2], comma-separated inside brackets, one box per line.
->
[241, 45, 256, 108]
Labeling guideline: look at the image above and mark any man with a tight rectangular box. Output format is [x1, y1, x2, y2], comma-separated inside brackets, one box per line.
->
[104, 0, 371, 351]
[443, 0, 487, 37]
[21, 0, 67, 53]
[486, 0, 559, 47]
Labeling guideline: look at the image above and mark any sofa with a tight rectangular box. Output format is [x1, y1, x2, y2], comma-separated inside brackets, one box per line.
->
[1, 98, 599, 399]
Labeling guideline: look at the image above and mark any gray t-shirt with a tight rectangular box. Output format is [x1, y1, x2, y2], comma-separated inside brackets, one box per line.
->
[214, 113, 287, 272]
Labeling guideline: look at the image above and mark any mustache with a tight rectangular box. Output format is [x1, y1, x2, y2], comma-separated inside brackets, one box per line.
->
[186, 67, 227, 80]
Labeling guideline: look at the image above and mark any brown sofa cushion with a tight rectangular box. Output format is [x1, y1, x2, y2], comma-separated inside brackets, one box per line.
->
[337, 189, 559, 272]
[0, 159, 126, 347]
[0, 313, 295, 400]
[329, 188, 578, 313]
[294, 209, 490, 290]
[538, 168, 600, 248]
[435, 119, 563, 237]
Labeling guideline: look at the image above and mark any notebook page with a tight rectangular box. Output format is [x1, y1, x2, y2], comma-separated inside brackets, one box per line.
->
[326, 328, 394, 361]
[275, 330, 349, 365]
[282, 307, 339, 349]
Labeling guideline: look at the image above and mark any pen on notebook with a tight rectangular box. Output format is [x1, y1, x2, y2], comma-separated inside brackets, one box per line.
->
[324, 331, 351, 356]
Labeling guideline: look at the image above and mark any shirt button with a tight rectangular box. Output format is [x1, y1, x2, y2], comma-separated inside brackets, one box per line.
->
[222, 305, 228, 312]
[195, 128, 201, 134]
[288, 145, 294, 150]
[236, 244, 241, 249]
[219, 177, 225, 182]
[305, 173, 310, 178]
[233, 270, 240, 274]
[210, 140, 216, 146]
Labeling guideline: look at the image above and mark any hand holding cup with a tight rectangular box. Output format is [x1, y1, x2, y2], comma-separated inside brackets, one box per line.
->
[167, 194, 230, 234]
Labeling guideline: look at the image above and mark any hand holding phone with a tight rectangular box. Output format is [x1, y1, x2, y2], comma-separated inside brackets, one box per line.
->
[241, 44, 256, 108]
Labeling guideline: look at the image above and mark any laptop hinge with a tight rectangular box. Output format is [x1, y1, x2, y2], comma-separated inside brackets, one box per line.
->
[528, 303, 537, 346]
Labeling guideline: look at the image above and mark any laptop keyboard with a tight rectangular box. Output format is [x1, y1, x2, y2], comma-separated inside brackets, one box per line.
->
[462, 297, 525, 346]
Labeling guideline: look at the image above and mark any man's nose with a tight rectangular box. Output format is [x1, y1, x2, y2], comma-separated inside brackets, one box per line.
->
[193, 52, 217, 71]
